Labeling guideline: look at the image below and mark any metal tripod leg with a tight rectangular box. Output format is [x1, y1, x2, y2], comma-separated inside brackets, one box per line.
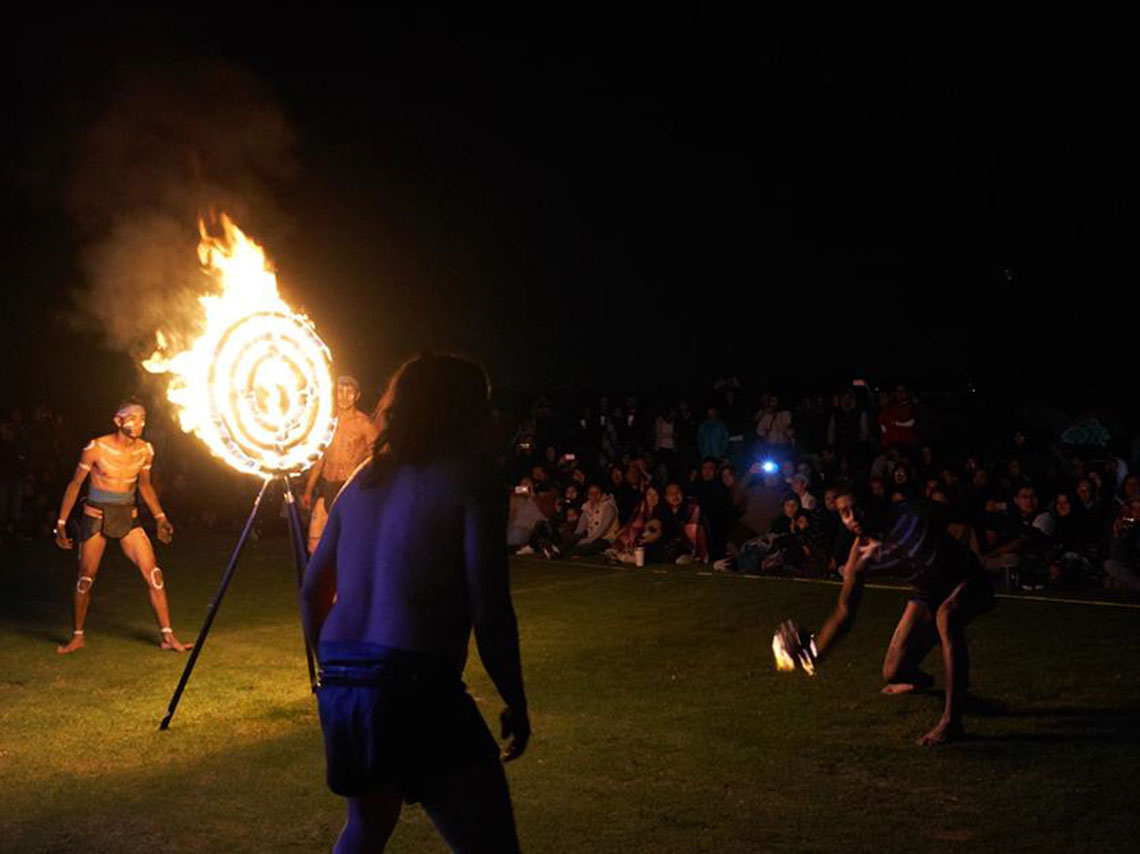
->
[159, 477, 271, 730]
[281, 475, 318, 692]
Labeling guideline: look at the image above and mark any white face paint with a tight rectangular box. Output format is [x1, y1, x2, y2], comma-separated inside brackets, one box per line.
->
[116, 409, 147, 439]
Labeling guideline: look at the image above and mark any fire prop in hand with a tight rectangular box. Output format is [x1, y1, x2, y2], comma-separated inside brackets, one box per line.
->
[144, 216, 336, 477]
[773, 619, 817, 676]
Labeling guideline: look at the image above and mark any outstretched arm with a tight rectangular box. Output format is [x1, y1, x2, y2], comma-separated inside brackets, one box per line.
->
[465, 478, 529, 759]
[361, 415, 380, 448]
[814, 538, 877, 656]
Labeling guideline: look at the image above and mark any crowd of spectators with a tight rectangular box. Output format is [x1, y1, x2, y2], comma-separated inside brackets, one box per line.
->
[6, 378, 1140, 598]
[500, 380, 1140, 594]
[0, 406, 73, 545]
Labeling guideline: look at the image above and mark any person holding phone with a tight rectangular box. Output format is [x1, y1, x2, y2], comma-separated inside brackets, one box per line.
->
[302, 354, 529, 853]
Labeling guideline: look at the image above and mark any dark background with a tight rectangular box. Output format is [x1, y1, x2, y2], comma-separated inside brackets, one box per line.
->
[4, 14, 1138, 428]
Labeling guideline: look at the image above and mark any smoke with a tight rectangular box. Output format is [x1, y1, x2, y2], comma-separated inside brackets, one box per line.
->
[65, 59, 296, 357]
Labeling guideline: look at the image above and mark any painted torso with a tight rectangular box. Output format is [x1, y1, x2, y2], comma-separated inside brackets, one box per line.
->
[320, 410, 377, 482]
[86, 434, 154, 497]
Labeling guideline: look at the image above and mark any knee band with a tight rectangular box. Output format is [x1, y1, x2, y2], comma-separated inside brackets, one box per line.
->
[76, 576, 95, 594]
[149, 567, 165, 590]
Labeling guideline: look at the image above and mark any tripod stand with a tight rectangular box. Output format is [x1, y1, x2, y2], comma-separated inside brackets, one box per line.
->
[159, 474, 317, 730]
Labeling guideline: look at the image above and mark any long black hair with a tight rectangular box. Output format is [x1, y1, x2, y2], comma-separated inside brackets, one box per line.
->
[361, 353, 492, 486]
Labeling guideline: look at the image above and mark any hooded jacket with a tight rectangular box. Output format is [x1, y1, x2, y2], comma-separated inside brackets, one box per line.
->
[575, 494, 620, 544]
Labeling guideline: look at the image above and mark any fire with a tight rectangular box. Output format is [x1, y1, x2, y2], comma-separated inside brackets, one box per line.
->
[144, 215, 336, 477]
[772, 633, 797, 672]
[772, 628, 816, 676]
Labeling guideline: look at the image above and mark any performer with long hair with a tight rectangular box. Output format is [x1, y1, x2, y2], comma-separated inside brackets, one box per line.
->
[302, 354, 529, 853]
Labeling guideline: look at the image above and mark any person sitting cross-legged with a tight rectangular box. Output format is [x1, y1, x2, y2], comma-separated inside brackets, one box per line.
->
[567, 483, 620, 557]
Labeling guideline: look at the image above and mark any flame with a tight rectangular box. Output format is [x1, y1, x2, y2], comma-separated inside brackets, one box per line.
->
[772, 633, 797, 672]
[144, 215, 336, 477]
[772, 629, 816, 676]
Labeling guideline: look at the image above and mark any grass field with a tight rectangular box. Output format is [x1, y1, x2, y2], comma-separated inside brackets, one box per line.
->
[2, 529, 1139, 853]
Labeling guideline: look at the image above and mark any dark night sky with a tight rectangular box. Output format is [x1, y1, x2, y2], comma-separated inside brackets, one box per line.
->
[4, 14, 1139, 421]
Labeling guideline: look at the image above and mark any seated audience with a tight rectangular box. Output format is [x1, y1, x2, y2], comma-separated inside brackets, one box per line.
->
[567, 483, 620, 556]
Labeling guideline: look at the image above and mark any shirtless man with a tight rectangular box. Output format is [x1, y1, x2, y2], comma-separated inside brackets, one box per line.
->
[302, 376, 378, 553]
[301, 353, 527, 852]
[780, 485, 994, 746]
[54, 400, 192, 654]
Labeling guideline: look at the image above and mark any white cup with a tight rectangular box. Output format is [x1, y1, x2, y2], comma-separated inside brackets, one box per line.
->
[634, 547, 645, 567]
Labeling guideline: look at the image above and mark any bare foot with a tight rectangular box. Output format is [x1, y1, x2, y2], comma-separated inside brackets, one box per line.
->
[56, 633, 85, 655]
[882, 671, 934, 695]
[160, 631, 193, 652]
[916, 719, 964, 747]
[882, 682, 920, 695]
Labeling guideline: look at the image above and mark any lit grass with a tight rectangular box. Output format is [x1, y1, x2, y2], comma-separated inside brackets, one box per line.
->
[1, 533, 1138, 852]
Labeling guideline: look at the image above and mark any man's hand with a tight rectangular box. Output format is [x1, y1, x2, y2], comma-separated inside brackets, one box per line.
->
[54, 522, 73, 551]
[157, 517, 174, 545]
[499, 706, 531, 762]
[849, 536, 882, 570]
[300, 491, 312, 511]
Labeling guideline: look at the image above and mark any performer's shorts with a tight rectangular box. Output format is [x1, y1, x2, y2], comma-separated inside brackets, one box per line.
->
[909, 573, 995, 616]
[316, 642, 500, 804]
[78, 501, 141, 543]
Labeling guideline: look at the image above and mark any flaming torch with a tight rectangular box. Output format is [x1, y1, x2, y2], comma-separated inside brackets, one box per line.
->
[151, 216, 335, 730]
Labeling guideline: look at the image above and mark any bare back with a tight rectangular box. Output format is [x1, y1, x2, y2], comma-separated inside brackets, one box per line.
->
[310, 459, 507, 673]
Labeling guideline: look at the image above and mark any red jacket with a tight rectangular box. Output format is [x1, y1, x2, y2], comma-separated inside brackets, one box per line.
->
[878, 402, 918, 448]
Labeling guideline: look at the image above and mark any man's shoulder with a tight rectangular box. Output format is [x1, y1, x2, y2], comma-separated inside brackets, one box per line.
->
[85, 434, 114, 453]
[885, 500, 929, 533]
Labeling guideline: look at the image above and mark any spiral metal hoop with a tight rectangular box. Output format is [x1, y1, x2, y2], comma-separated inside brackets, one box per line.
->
[205, 311, 336, 477]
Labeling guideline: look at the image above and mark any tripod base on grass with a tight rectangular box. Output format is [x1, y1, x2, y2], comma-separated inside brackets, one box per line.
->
[159, 475, 317, 731]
